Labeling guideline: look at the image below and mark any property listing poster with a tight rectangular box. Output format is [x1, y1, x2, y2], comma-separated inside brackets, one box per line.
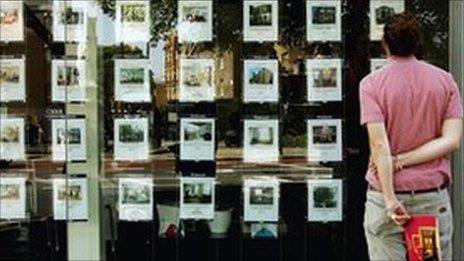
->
[115, 0, 150, 43]
[0, 117, 25, 161]
[370, 0, 405, 40]
[53, 1, 88, 42]
[180, 177, 215, 220]
[307, 119, 342, 162]
[306, 0, 341, 42]
[243, 0, 278, 42]
[53, 177, 89, 221]
[244, 179, 280, 222]
[243, 60, 279, 103]
[371, 58, 389, 72]
[114, 117, 149, 161]
[114, 59, 151, 103]
[180, 118, 215, 161]
[179, 58, 215, 102]
[243, 119, 279, 163]
[0, 1, 24, 42]
[0, 57, 26, 102]
[0, 177, 27, 220]
[52, 59, 87, 102]
[118, 178, 153, 221]
[307, 179, 342, 222]
[307, 59, 342, 102]
[178, 0, 213, 43]
[52, 118, 87, 162]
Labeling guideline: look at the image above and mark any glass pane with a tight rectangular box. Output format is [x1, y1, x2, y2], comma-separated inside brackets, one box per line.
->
[0, 0, 450, 260]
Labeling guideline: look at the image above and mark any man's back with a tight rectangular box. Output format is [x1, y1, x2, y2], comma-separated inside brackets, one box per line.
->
[360, 56, 463, 191]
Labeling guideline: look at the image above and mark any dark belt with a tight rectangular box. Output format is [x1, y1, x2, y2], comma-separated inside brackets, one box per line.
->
[368, 183, 448, 195]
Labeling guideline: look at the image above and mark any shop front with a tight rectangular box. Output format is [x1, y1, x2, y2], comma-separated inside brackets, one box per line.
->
[0, 0, 463, 260]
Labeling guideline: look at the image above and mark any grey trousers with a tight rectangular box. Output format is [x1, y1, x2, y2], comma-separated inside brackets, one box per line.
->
[364, 189, 453, 261]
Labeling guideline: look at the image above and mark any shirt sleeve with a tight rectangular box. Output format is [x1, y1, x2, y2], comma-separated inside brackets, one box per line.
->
[444, 74, 464, 119]
[359, 79, 385, 125]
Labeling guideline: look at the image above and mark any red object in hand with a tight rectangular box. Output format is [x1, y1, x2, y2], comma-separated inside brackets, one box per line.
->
[404, 215, 441, 261]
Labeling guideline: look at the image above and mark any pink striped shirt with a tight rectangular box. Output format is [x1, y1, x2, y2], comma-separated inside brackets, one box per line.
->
[360, 56, 463, 191]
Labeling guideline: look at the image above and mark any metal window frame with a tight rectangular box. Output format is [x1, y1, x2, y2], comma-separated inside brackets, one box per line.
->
[450, 1, 464, 260]
[65, 17, 104, 261]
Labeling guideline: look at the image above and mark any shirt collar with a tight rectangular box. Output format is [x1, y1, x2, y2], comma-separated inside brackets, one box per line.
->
[387, 55, 417, 64]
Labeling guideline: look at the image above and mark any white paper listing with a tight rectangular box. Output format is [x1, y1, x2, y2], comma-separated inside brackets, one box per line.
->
[243, 119, 279, 163]
[115, 0, 151, 43]
[307, 119, 342, 162]
[306, 0, 341, 42]
[178, 0, 213, 43]
[0, 177, 27, 220]
[307, 179, 343, 222]
[179, 58, 216, 102]
[53, 1, 88, 42]
[370, 0, 405, 41]
[180, 177, 215, 220]
[0, 1, 24, 42]
[53, 177, 89, 221]
[307, 59, 342, 102]
[244, 178, 280, 222]
[52, 118, 87, 162]
[0, 57, 26, 102]
[0, 118, 25, 161]
[243, 59, 279, 103]
[114, 59, 151, 103]
[114, 117, 149, 161]
[118, 178, 153, 221]
[243, 0, 279, 42]
[52, 59, 87, 103]
[180, 118, 215, 161]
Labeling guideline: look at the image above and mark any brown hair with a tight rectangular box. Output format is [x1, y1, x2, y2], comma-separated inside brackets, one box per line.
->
[383, 12, 422, 57]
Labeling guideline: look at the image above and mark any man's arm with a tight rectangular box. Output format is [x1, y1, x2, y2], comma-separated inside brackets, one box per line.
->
[367, 123, 396, 204]
[395, 119, 463, 169]
[367, 122, 410, 225]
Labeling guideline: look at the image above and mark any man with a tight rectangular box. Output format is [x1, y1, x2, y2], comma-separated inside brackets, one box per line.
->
[360, 13, 463, 260]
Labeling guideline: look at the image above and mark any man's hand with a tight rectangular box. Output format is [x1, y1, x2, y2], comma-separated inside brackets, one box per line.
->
[369, 156, 404, 171]
[385, 197, 410, 226]
[369, 157, 410, 226]
[393, 155, 405, 171]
